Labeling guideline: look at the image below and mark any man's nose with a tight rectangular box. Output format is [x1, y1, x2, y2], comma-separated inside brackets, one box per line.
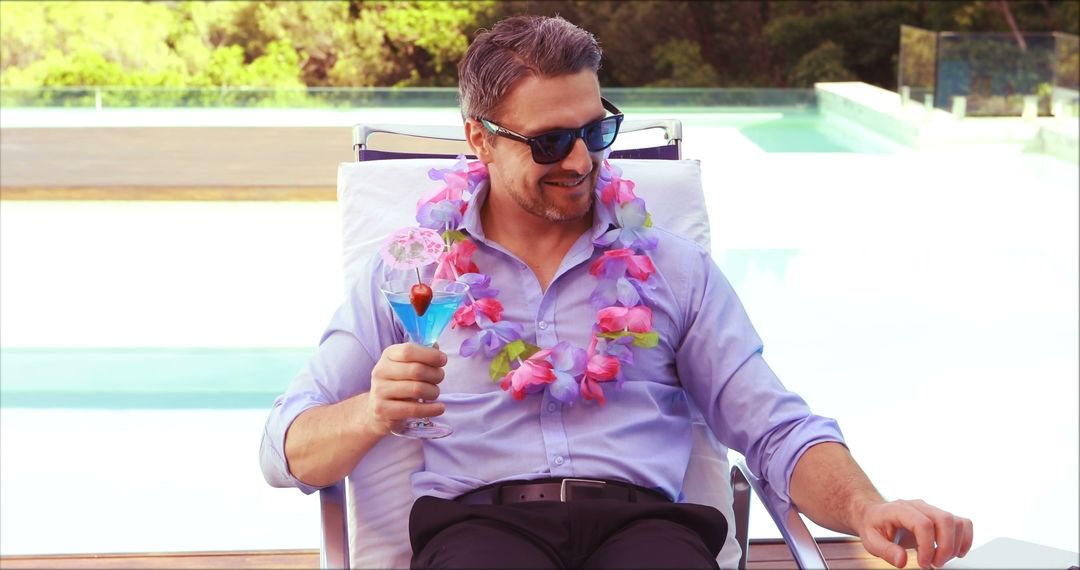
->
[559, 136, 593, 173]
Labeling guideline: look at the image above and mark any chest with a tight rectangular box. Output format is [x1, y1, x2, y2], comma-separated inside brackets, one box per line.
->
[437, 256, 681, 396]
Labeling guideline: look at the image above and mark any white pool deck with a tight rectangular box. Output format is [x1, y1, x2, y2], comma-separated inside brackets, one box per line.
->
[1, 92, 1078, 557]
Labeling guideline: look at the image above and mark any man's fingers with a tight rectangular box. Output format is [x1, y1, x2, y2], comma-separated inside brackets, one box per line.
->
[893, 507, 936, 569]
[958, 518, 974, 557]
[861, 526, 908, 569]
[863, 501, 973, 569]
[918, 503, 959, 568]
[377, 398, 445, 421]
[373, 358, 446, 385]
[372, 379, 440, 403]
[386, 342, 448, 367]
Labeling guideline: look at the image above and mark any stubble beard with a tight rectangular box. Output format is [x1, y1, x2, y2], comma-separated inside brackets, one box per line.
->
[522, 168, 599, 223]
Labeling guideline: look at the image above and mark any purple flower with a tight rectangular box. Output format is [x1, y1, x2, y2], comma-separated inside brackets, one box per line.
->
[458, 273, 498, 300]
[592, 198, 658, 251]
[417, 199, 464, 230]
[590, 275, 659, 311]
[459, 315, 523, 357]
[543, 341, 587, 403]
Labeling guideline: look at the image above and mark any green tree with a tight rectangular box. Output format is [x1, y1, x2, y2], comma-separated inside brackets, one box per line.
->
[2, 0, 1078, 96]
[648, 40, 721, 87]
[788, 40, 857, 87]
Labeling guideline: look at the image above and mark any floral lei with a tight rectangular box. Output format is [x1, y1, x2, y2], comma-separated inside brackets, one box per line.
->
[411, 155, 660, 406]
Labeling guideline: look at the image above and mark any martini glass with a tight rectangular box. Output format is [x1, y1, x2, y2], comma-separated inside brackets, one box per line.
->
[379, 278, 468, 439]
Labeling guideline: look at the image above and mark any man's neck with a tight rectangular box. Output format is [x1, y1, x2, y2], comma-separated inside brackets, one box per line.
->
[479, 190, 592, 291]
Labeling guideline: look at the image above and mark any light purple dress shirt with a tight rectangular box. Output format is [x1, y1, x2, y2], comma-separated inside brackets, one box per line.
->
[260, 182, 844, 504]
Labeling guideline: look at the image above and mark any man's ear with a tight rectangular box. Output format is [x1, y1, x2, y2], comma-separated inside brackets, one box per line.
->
[464, 119, 493, 162]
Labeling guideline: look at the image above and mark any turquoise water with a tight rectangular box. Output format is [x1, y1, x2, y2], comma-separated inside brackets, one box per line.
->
[739, 115, 865, 153]
[387, 292, 464, 346]
[0, 348, 309, 409]
[684, 110, 899, 153]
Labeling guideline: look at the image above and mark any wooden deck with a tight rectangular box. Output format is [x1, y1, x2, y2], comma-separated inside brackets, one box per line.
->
[0, 539, 918, 569]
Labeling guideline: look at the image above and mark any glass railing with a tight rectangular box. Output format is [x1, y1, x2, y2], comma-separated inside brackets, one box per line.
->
[898, 25, 938, 109]
[0, 87, 817, 110]
[898, 25, 1079, 117]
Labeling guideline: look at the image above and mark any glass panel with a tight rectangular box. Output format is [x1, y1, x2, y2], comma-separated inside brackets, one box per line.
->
[1053, 32, 1080, 117]
[898, 25, 938, 107]
[936, 32, 1058, 116]
[0, 87, 818, 110]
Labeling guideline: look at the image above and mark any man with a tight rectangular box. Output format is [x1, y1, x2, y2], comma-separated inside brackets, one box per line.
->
[261, 15, 972, 569]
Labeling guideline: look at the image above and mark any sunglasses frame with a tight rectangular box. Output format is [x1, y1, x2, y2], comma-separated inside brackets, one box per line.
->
[477, 98, 624, 164]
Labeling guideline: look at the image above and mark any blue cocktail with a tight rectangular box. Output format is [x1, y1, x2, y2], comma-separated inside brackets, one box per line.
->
[380, 278, 468, 439]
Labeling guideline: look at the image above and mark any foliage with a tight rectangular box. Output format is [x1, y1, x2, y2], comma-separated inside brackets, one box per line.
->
[648, 40, 721, 87]
[788, 40, 858, 87]
[1, 0, 1077, 100]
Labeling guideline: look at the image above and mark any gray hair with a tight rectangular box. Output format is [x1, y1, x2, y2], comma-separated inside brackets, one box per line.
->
[458, 15, 602, 122]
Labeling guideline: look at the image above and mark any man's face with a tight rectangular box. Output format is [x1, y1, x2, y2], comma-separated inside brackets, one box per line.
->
[473, 70, 607, 224]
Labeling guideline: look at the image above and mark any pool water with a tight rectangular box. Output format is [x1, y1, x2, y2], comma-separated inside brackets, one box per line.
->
[0, 347, 307, 409]
[739, 114, 877, 152]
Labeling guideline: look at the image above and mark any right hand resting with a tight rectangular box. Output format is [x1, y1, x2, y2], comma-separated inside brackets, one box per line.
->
[364, 342, 447, 436]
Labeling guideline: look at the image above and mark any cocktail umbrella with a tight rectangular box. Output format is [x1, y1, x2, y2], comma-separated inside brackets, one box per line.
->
[380, 226, 445, 270]
[380, 227, 445, 316]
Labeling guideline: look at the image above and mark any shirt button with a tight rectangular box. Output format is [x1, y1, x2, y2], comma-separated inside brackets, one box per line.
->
[554, 456, 565, 465]
[547, 402, 558, 413]
[537, 320, 548, 330]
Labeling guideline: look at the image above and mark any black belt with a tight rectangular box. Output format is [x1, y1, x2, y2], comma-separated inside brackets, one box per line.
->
[455, 478, 671, 506]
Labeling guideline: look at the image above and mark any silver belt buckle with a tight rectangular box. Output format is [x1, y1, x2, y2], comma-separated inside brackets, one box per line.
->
[559, 478, 607, 502]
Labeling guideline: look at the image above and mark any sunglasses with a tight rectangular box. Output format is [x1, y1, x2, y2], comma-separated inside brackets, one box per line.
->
[478, 98, 624, 164]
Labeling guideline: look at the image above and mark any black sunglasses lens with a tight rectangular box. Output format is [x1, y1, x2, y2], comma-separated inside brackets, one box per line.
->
[584, 116, 621, 151]
[528, 115, 622, 163]
[531, 131, 576, 164]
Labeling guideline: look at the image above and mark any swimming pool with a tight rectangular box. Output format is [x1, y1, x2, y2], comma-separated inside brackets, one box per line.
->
[1, 108, 1077, 556]
[0, 347, 307, 409]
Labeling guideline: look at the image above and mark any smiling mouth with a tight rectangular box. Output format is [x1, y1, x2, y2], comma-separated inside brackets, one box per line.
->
[544, 175, 589, 189]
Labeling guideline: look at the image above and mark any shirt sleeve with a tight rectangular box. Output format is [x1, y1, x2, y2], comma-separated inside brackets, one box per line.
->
[674, 246, 845, 507]
[259, 255, 403, 494]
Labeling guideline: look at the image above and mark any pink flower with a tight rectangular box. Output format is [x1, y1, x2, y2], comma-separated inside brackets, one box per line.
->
[580, 337, 620, 406]
[600, 175, 637, 206]
[416, 184, 462, 211]
[580, 377, 606, 405]
[596, 305, 653, 333]
[434, 239, 480, 280]
[452, 297, 504, 328]
[498, 358, 555, 401]
[585, 352, 620, 381]
[589, 248, 656, 281]
[467, 159, 488, 181]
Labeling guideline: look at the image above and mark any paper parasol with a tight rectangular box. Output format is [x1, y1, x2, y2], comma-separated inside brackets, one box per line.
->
[380, 227, 445, 270]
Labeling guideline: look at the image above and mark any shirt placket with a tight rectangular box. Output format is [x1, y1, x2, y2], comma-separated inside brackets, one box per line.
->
[534, 287, 574, 476]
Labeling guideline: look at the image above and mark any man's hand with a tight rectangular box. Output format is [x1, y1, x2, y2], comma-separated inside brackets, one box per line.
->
[365, 342, 448, 436]
[789, 443, 974, 569]
[857, 499, 974, 569]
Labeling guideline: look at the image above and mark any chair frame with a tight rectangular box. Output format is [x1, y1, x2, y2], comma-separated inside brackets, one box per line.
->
[319, 119, 830, 570]
[353, 118, 684, 161]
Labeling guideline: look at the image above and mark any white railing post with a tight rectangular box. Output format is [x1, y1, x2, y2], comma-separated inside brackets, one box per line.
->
[1022, 95, 1038, 120]
[951, 95, 966, 119]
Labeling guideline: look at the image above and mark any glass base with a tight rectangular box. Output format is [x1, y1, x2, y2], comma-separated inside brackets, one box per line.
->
[391, 418, 453, 439]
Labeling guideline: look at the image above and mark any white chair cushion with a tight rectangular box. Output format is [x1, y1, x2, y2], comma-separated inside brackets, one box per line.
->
[338, 157, 739, 569]
[338, 158, 711, 289]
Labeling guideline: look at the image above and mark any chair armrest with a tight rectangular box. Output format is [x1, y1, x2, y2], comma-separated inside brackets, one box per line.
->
[733, 459, 829, 570]
[320, 481, 350, 570]
[354, 124, 466, 147]
[730, 464, 752, 570]
[622, 118, 682, 143]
